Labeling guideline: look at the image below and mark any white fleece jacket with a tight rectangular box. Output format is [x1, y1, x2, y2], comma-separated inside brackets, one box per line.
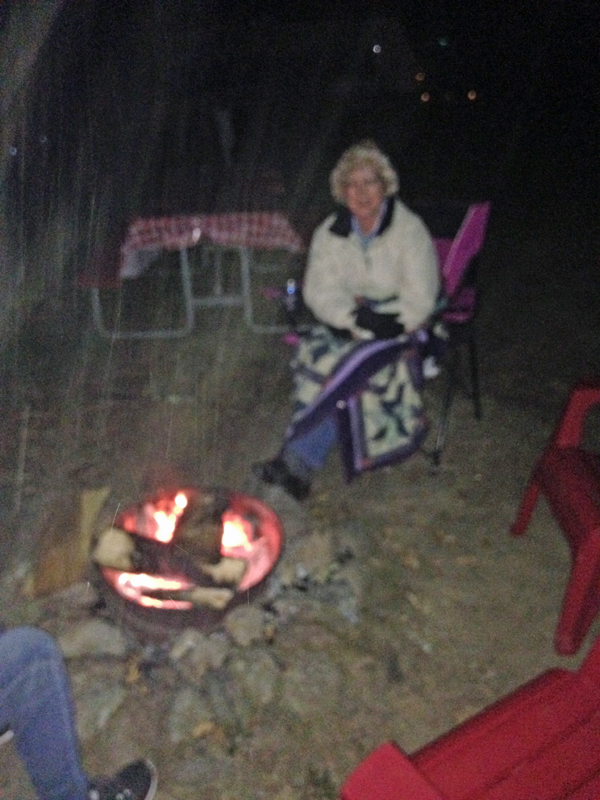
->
[303, 199, 440, 335]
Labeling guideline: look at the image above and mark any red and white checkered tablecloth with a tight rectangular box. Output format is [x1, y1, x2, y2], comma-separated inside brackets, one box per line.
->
[120, 212, 306, 278]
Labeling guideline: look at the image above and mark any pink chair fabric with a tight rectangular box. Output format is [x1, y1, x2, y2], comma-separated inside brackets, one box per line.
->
[429, 201, 491, 465]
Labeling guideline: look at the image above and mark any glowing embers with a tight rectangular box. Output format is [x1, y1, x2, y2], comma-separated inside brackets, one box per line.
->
[102, 568, 196, 610]
[222, 511, 254, 551]
[94, 488, 283, 612]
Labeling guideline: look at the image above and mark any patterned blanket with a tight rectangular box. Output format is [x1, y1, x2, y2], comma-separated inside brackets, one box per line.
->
[288, 325, 428, 464]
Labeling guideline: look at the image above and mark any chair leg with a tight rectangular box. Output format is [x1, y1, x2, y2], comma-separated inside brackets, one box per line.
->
[468, 329, 482, 420]
[432, 346, 459, 466]
[336, 400, 360, 483]
[510, 477, 541, 536]
[554, 534, 600, 655]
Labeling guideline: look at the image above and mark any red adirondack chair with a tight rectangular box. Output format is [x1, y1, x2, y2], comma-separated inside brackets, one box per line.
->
[340, 634, 600, 799]
[511, 378, 600, 655]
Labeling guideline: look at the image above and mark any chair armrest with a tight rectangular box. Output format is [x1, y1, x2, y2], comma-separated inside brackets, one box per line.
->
[434, 238, 453, 266]
[578, 635, 600, 685]
[339, 741, 446, 800]
[555, 379, 600, 448]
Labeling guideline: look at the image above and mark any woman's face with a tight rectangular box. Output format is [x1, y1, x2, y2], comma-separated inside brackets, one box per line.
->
[343, 166, 386, 232]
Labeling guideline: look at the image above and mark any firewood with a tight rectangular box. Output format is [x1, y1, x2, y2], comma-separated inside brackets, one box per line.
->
[184, 586, 234, 609]
[200, 557, 247, 586]
[92, 527, 136, 571]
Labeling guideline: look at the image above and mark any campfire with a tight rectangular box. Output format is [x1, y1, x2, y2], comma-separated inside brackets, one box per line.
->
[92, 488, 283, 622]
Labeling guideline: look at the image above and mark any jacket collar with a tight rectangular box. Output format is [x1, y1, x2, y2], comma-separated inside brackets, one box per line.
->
[329, 197, 395, 238]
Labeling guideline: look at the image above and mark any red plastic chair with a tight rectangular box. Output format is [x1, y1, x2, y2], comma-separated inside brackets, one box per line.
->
[340, 634, 600, 799]
[511, 378, 600, 655]
[429, 201, 492, 465]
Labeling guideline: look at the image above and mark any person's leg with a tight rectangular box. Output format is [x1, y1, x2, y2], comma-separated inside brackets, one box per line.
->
[0, 626, 89, 800]
[254, 417, 337, 500]
[284, 416, 337, 473]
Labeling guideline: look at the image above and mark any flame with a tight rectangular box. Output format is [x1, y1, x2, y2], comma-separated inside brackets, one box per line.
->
[105, 491, 282, 610]
[174, 492, 188, 509]
[221, 512, 253, 552]
[103, 568, 194, 610]
[150, 492, 189, 543]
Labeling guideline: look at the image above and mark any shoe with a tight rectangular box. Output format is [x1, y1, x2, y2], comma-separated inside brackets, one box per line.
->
[88, 759, 157, 800]
[0, 726, 13, 746]
[252, 457, 310, 501]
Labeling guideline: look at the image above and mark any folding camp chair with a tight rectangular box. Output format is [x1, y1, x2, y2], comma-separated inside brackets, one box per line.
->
[281, 202, 492, 482]
[428, 201, 492, 465]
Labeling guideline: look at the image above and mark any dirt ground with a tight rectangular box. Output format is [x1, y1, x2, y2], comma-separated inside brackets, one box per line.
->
[0, 182, 599, 798]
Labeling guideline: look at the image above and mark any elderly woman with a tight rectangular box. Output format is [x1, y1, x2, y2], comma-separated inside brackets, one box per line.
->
[254, 141, 440, 500]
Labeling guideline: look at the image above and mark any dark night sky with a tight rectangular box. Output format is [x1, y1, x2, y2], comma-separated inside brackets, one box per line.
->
[5, 0, 598, 225]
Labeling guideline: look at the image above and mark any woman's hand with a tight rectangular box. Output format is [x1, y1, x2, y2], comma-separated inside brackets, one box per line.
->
[354, 306, 405, 339]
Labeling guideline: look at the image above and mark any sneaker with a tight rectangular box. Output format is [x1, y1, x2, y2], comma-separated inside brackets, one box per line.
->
[252, 457, 310, 501]
[88, 759, 157, 800]
[0, 726, 13, 746]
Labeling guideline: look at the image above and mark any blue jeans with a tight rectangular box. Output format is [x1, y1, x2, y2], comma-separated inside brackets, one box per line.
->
[0, 626, 89, 800]
[285, 417, 337, 472]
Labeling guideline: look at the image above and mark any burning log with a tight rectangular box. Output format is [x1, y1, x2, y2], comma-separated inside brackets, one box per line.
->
[200, 557, 247, 586]
[144, 585, 234, 611]
[93, 525, 247, 607]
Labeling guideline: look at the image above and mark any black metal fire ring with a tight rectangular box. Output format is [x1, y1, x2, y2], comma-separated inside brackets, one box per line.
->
[90, 485, 284, 642]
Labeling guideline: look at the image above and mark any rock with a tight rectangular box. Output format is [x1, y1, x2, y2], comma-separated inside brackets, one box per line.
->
[203, 668, 245, 733]
[333, 562, 364, 604]
[229, 649, 280, 707]
[271, 593, 301, 624]
[48, 580, 101, 609]
[223, 604, 264, 646]
[170, 629, 230, 683]
[406, 591, 432, 615]
[277, 531, 335, 586]
[281, 650, 342, 719]
[58, 618, 128, 658]
[337, 593, 359, 624]
[71, 672, 127, 742]
[170, 628, 206, 661]
[168, 686, 214, 744]
[250, 483, 311, 542]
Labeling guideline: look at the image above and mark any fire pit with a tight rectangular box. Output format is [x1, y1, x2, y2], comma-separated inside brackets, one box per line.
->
[92, 487, 283, 637]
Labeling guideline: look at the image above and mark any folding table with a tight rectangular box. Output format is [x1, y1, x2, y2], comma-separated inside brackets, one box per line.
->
[89, 212, 306, 339]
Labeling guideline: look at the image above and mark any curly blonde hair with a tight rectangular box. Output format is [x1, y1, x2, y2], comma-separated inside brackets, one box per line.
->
[329, 140, 399, 204]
